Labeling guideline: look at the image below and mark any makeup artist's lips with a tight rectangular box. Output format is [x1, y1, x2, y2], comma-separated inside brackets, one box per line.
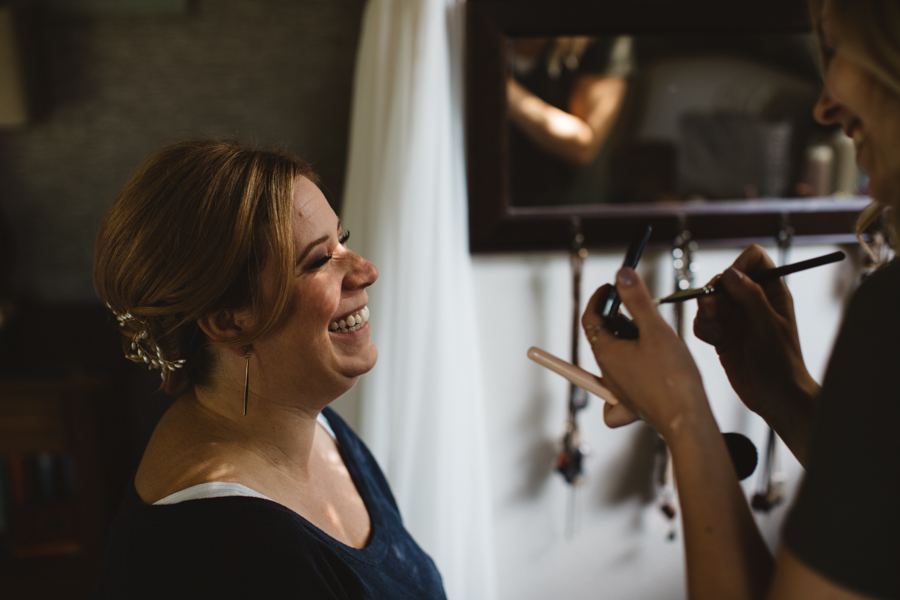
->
[851, 129, 874, 176]
[846, 120, 866, 147]
[328, 306, 369, 333]
[844, 122, 870, 173]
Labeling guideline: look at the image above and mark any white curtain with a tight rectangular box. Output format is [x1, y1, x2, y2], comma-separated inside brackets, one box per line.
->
[341, 0, 497, 599]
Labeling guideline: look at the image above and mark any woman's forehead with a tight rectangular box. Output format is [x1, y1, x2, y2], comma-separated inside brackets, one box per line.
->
[291, 177, 337, 231]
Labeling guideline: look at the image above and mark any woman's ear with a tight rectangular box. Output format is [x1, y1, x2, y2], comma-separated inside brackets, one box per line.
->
[197, 309, 249, 357]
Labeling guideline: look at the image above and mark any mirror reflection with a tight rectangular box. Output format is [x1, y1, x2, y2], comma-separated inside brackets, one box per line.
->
[506, 34, 855, 207]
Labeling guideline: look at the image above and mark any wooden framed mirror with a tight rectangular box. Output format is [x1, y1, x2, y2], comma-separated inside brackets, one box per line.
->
[466, 0, 871, 252]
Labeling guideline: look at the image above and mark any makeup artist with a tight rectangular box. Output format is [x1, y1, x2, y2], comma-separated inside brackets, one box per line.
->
[582, 1, 899, 598]
[92, 139, 446, 598]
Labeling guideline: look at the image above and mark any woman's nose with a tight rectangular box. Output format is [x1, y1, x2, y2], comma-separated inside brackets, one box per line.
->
[344, 252, 378, 289]
[813, 88, 842, 125]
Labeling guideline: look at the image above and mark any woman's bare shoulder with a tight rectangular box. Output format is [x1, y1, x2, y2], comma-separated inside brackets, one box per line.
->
[134, 396, 242, 504]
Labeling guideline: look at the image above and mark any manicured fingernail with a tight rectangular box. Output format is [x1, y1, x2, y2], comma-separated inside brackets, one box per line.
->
[616, 267, 635, 287]
[723, 267, 743, 285]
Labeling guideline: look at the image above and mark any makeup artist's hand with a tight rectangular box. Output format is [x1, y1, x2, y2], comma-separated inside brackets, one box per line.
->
[693, 244, 819, 466]
[583, 272, 715, 442]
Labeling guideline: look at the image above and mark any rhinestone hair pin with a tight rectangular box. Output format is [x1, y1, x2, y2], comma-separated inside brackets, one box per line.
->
[107, 304, 186, 380]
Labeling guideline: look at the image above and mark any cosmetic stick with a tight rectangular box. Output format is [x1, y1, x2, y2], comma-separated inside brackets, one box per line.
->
[527, 346, 620, 405]
[527, 346, 759, 479]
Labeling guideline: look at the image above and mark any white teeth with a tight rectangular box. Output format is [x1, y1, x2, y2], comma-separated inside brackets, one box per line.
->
[329, 307, 370, 333]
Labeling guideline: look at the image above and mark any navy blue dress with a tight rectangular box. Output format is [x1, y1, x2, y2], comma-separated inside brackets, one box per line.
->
[94, 407, 446, 599]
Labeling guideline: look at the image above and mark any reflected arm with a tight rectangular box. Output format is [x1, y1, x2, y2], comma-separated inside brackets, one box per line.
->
[506, 75, 626, 167]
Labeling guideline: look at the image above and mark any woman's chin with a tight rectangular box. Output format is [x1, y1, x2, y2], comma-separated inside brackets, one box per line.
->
[341, 345, 378, 380]
[865, 177, 894, 207]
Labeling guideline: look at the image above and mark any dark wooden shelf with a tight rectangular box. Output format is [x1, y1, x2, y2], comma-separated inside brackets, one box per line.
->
[0, 376, 112, 600]
[471, 196, 870, 253]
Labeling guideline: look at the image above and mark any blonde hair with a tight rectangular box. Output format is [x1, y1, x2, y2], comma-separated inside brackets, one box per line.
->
[810, 0, 900, 258]
[94, 139, 317, 393]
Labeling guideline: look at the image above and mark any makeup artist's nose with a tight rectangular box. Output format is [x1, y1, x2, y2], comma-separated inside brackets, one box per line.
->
[813, 88, 842, 126]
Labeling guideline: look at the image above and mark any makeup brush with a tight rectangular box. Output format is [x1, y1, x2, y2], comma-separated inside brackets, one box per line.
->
[654, 250, 846, 305]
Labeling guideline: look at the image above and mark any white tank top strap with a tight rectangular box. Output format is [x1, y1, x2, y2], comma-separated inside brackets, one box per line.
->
[153, 481, 271, 505]
[317, 410, 337, 441]
[152, 411, 337, 506]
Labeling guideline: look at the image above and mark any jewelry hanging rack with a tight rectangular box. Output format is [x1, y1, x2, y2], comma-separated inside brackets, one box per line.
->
[557, 217, 589, 539]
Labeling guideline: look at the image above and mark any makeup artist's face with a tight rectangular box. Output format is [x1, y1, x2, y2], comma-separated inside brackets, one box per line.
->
[814, 18, 900, 204]
[251, 176, 379, 402]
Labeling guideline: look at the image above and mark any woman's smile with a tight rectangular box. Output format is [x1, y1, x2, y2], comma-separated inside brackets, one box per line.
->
[329, 305, 370, 333]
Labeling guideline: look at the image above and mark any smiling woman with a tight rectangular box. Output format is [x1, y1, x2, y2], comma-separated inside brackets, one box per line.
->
[92, 139, 446, 599]
[811, 0, 900, 233]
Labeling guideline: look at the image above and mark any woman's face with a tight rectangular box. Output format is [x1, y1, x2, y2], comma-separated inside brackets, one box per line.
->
[251, 175, 378, 403]
[814, 17, 900, 204]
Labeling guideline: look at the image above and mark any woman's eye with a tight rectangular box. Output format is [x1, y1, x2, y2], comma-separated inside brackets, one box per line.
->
[309, 254, 332, 269]
[306, 231, 349, 270]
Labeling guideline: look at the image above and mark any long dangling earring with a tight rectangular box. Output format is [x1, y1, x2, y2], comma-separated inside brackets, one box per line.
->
[243, 347, 250, 417]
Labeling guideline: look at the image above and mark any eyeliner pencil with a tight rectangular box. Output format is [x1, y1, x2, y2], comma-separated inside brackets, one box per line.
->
[655, 250, 846, 305]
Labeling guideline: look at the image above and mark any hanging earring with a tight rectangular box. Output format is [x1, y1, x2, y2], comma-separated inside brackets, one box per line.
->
[243, 347, 250, 417]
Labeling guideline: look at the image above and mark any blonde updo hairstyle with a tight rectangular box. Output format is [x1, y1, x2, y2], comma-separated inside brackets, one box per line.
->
[94, 139, 317, 394]
[810, 0, 900, 252]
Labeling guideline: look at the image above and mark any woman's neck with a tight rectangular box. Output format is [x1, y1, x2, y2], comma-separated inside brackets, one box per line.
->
[185, 384, 326, 477]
